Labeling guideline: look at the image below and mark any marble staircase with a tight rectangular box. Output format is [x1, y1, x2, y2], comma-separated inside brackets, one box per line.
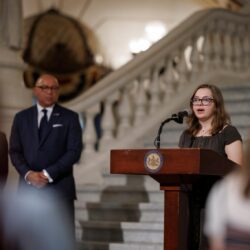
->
[76, 174, 164, 250]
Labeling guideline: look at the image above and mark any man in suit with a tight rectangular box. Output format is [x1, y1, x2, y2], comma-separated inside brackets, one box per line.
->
[0, 131, 8, 188]
[9, 74, 83, 241]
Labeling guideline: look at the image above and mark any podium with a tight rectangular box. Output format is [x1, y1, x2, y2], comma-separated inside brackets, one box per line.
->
[110, 148, 236, 250]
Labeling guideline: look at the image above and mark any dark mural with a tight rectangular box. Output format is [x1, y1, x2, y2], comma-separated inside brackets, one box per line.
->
[22, 9, 111, 102]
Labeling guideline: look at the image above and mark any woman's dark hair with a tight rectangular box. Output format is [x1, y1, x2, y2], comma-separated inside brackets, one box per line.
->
[187, 84, 230, 136]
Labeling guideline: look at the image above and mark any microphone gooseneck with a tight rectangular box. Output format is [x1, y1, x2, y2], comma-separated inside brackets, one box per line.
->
[154, 117, 172, 149]
[154, 110, 190, 149]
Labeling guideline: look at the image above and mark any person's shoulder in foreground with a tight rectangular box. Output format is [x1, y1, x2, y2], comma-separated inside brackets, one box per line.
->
[204, 134, 250, 250]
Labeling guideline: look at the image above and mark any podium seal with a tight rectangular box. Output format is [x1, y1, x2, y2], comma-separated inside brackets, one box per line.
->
[144, 150, 164, 173]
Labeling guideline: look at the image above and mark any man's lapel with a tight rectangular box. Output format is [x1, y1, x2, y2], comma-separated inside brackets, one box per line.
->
[31, 106, 39, 147]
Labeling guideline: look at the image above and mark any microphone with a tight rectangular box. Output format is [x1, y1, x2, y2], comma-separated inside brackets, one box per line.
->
[172, 110, 190, 124]
[154, 109, 190, 149]
[178, 110, 189, 118]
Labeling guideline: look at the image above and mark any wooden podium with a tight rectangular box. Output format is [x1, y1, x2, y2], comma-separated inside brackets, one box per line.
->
[110, 148, 236, 250]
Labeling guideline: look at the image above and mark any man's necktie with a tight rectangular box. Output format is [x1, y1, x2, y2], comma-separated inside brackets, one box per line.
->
[39, 109, 49, 140]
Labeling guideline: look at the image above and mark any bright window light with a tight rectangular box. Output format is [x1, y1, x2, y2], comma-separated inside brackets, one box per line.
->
[145, 21, 167, 43]
[129, 38, 151, 54]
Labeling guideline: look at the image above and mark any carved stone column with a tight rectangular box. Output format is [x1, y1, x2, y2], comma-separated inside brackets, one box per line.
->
[0, 0, 32, 188]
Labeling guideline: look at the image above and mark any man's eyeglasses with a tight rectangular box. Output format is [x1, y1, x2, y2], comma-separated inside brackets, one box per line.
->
[36, 85, 59, 92]
[191, 97, 214, 106]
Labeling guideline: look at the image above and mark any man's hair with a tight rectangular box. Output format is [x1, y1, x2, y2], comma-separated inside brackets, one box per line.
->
[35, 74, 59, 86]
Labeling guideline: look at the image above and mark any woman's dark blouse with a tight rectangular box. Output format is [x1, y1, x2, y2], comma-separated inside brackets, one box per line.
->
[178, 125, 242, 158]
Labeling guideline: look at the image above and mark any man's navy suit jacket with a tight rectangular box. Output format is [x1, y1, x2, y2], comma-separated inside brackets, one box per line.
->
[9, 104, 83, 200]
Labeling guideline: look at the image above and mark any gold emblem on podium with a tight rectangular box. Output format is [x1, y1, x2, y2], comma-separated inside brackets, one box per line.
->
[144, 150, 164, 173]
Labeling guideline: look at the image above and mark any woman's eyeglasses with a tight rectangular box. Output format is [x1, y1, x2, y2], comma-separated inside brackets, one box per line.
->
[191, 97, 214, 106]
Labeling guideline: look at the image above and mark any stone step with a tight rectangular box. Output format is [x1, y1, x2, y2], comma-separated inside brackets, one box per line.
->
[108, 242, 163, 250]
[76, 185, 164, 203]
[75, 202, 164, 222]
[77, 221, 163, 243]
[160, 129, 184, 144]
[77, 241, 163, 250]
[230, 114, 250, 128]
[101, 173, 160, 190]
[77, 241, 110, 250]
[220, 83, 250, 96]
[223, 92, 250, 100]
[222, 88, 250, 96]
[226, 101, 250, 114]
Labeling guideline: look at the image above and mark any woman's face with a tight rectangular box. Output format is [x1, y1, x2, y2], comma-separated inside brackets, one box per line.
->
[192, 87, 215, 122]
